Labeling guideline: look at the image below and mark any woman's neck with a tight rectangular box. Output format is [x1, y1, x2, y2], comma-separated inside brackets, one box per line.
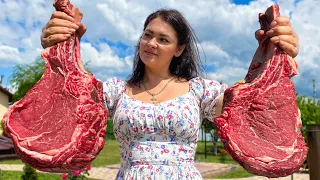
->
[143, 68, 174, 87]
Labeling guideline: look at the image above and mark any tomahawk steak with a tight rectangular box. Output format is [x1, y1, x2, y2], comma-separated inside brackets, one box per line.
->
[214, 4, 308, 178]
[3, 0, 107, 172]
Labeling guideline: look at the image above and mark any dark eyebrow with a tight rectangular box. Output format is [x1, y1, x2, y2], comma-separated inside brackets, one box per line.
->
[145, 29, 171, 38]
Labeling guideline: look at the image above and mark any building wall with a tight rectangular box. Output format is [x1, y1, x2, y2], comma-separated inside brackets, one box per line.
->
[0, 91, 9, 120]
[0, 91, 10, 135]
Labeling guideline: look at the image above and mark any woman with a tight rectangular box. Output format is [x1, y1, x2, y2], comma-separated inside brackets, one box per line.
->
[41, 8, 299, 180]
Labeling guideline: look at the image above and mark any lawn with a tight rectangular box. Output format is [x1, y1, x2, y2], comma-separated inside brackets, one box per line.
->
[0, 170, 61, 180]
[195, 141, 239, 165]
[208, 166, 254, 179]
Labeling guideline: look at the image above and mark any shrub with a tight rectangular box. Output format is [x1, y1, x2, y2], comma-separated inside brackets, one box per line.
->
[21, 164, 38, 180]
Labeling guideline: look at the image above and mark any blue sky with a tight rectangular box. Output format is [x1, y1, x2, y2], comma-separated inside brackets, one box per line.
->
[0, 0, 320, 98]
[232, 0, 252, 4]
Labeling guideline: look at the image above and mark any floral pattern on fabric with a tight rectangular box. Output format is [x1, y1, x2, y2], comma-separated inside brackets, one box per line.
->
[103, 77, 227, 179]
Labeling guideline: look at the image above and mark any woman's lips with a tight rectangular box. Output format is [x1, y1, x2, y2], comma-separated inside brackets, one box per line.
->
[145, 50, 157, 56]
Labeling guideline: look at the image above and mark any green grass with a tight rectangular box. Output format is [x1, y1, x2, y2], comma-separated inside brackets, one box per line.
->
[0, 170, 62, 180]
[0, 159, 23, 164]
[208, 166, 254, 179]
[91, 139, 121, 166]
[195, 141, 238, 165]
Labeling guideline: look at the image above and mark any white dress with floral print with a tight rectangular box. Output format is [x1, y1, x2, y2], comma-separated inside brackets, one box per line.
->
[103, 77, 227, 180]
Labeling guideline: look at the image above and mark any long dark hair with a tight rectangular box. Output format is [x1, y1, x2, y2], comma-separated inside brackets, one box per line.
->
[126, 9, 203, 87]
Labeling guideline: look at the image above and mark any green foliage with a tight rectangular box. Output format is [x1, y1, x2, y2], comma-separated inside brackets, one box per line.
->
[0, 169, 4, 180]
[201, 118, 219, 155]
[21, 164, 38, 180]
[9, 58, 45, 103]
[296, 95, 320, 138]
[0, 120, 7, 137]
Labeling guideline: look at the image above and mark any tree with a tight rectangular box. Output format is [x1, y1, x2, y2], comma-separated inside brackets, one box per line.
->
[9, 58, 45, 103]
[296, 95, 320, 138]
[202, 118, 219, 155]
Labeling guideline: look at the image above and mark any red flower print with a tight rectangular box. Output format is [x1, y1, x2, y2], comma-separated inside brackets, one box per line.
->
[190, 123, 194, 128]
[205, 90, 210, 96]
[140, 106, 146, 110]
[179, 147, 184, 152]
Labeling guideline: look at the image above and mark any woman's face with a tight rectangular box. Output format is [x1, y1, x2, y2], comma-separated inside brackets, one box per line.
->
[139, 18, 185, 70]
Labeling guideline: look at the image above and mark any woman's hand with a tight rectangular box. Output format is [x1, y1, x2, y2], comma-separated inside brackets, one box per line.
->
[41, 11, 87, 49]
[255, 16, 299, 58]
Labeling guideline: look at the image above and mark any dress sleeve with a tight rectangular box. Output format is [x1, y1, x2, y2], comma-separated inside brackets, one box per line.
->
[103, 77, 124, 118]
[198, 78, 228, 121]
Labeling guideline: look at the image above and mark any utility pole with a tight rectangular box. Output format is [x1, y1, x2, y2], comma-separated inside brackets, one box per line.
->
[313, 79, 316, 104]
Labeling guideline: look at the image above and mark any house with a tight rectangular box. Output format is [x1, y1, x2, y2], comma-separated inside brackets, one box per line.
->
[0, 85, 12, 123]
[0, 87, 17, 159]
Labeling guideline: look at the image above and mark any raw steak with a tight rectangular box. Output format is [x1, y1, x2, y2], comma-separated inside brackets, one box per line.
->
[214, 4, 308, 178]
[3, 0, 107, 172]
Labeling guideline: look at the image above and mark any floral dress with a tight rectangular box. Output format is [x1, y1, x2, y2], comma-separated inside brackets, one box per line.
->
[103, 77, 227, 180]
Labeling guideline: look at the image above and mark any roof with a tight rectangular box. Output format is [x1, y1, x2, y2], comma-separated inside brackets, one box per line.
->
[0, 86, 13, 102]
[0, 136, 14, 150]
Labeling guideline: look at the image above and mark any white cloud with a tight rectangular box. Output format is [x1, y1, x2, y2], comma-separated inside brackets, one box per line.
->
[0, 45, 22, 63]
[80, 42, 132, 72]
[206, 66, 249, 85]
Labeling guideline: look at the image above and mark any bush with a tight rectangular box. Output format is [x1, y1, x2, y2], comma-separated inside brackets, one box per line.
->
[0, 120, 8, 137]
[0, 169, 4, 180]
[21, 164, 38, 180]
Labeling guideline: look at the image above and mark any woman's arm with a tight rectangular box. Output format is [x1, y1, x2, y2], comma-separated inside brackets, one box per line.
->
[215, 95, 224, 117]
[41, 11, 87, 48]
